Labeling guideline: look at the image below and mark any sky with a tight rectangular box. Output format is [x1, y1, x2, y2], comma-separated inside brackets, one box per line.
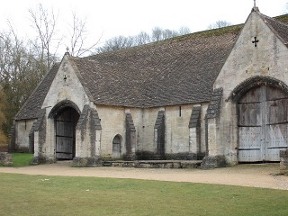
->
[0, 0, 287, 54]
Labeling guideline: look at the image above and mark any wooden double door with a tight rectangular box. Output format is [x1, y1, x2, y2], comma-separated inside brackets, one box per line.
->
[238, 85, 288, 162]
[55, 107, 79, 160]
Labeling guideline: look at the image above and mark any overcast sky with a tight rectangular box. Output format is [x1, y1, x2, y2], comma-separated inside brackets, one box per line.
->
[0, 0, 287, 53]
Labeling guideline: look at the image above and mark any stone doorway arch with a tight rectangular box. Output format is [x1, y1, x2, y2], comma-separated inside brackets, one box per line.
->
[237, 84, 288, 162]
[49, 101, 80, 160]
[229, 76, 288, 162]
[112, 135, 122, 159]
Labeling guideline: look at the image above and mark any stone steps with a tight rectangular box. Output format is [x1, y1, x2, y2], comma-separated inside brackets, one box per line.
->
[102, 160, 202, 169]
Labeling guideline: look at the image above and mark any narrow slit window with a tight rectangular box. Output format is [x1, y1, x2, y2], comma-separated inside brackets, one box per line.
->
[179, 106, 182, 117]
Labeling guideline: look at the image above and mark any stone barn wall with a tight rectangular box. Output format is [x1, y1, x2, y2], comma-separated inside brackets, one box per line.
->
[280, 149, 288, 175]
[212, 10, 288, 164]
[15, 119, 36, 152]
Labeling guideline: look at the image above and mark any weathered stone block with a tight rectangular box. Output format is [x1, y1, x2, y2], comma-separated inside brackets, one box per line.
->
[0, 152, 12, 166]
[134, 162, 151, 168]
[181, 161, 201, 169]
[31, 156, 48, 165]
[280, 149, 288, 175]
[172, 162, 181, 169]
[72, 157, 101, 167]
[122, 161, 134, 167]
[136, 151, 158, 160]
[0, 144, 8, 152]
[164, 163, 173, 168]
[123, 153, 136, 161]
[166, 152, 197, 160]
[201, 155, 226, 169]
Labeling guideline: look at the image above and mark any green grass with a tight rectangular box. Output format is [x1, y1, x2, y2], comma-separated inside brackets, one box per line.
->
[11, 153, 33, 167]
[0, 173, 287, 216]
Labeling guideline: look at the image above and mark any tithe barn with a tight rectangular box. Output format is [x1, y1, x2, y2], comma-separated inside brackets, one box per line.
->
[11, 7, 288, 166]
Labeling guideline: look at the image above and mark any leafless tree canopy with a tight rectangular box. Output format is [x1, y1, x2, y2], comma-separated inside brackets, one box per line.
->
[29, 4, 58, 71]
[98, 26, 191, 53]
[0, 29, 45, 135]
[208, 20, 232, 29]
[68, 12, 100, 57]
[1, 2, 232, 139]
[0, 4, 100, 138]
[0, 3, 191, 138]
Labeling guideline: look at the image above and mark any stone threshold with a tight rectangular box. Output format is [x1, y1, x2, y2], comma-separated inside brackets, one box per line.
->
[102, 160, 202, 169]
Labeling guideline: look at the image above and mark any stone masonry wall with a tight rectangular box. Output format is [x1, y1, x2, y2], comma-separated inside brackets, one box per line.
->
[280, 149, 288, 175]
[96, 105, 126, 158]
[212, 11, 288, 164]
[15, 119, 35, 152]
[165, 105, 192, 154]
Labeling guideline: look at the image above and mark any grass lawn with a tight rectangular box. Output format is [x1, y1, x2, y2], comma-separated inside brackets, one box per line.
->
[1, 153, 33, 167]
[0, 173, 287, 216]
[11, 153, 34, 167]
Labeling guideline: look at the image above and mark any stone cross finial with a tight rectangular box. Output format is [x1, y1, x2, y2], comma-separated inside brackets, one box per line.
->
[65, 47, 70, 56]
[252, 37, 259, 47]
[252, 0, 259, 12]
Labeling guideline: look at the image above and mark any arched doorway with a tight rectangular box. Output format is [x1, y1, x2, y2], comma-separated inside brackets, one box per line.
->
[237, 85, 288, 162]
[112, 135, 122, 159]
[54, 107, 80, 160]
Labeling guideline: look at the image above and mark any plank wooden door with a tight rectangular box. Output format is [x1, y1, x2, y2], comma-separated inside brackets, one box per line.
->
[112, 135, 121, 158]
[238, 86, 288, 162]
[55, 107, 79, 160]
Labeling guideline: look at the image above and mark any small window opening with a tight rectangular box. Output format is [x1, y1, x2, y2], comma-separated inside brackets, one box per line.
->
[25, 120, 27, 130]
[179, 106, 182, 117]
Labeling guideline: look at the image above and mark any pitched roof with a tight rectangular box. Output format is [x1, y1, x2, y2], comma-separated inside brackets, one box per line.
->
[15, 64, 59, 120]
[69, 12, 288, 108]
[15, 11, 288, 120]
[260, 13, 288, 47]
[69, 27, 240, 108]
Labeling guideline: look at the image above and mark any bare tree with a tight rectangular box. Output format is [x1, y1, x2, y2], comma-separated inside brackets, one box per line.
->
[68, 12, 101, 57]
[0, 86, 7, 145]
[162, 29, 178, 40]
[0, 30, 38, 135]
[208, 20, 232, 29]
[98, 36, 134, 52]
[98, 26, 191, 53]
[151, 27, 180, 42]
[29, 4, 59, 71]
[0, 4, 102, 138]
[179, 26, 190, 35]
[151, 27, 163, 42]
[135, 31, 151, 45]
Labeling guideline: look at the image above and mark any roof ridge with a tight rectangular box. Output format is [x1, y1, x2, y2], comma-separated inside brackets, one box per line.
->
[15, 63, 60, 120]
[67, 56, 95, 102]
[85, 25, 243, 61]
[84, 12, 288, 60]
[260, 12, 288, 26]
[259, 12, 288, 46]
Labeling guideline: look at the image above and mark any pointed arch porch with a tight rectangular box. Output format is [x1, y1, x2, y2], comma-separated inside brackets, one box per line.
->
[230, 76, 288, 162]
[48, 100, 80, 160]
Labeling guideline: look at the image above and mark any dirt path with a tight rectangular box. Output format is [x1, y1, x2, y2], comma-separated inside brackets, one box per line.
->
[1, 162, 288, 190]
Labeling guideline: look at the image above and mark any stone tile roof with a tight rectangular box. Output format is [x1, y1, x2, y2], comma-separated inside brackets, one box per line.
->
[15, 64, 60, 120]
[70, 27, 239, 108]
[189, 106, 201, 128]
[206, 88, 223, 119]
[260, 13, 288, 47]
[15, 12, 288, 120]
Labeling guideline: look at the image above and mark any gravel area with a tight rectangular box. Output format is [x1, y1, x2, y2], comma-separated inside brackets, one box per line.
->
[1, 162, 288, 190]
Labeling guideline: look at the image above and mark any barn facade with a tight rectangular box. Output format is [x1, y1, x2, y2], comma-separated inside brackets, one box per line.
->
[12, 7, 288, 165]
